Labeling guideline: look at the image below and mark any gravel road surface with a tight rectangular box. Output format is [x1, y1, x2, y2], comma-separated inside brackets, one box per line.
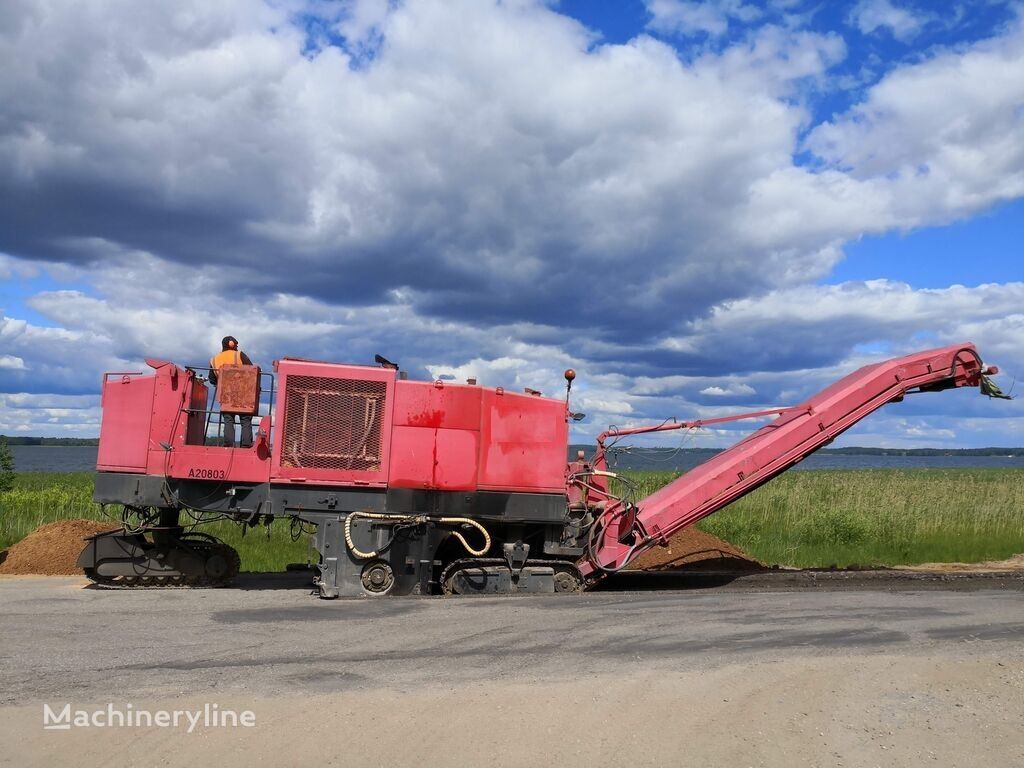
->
[1, 573, 1022, 767]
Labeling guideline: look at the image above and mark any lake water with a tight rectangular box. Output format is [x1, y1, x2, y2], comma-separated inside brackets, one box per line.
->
[11, 446, 103, 472]
[10, 445, 1024, 474]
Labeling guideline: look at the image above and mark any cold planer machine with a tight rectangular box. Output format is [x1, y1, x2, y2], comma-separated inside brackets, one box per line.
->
[78, 344, 1008, 597]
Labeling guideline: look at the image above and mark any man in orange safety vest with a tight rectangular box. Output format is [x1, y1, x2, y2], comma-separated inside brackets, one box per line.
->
[209, 335, 255, 448]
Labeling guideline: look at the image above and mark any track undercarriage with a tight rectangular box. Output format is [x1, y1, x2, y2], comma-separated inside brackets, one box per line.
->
[78, 502, 585, 596]
[440, 558, 583, 595]
[77, 507, 241, 589]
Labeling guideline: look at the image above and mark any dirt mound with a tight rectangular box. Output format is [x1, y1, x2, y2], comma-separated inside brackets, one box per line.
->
[626, 526, 764, 572]
[0, 519, 117, 576]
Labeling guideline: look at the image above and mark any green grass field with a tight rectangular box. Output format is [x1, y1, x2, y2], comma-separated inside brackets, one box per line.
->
[1, 469, 1022, 571]
[0, 472, 310, 572]
[628, 469, 1024, 568]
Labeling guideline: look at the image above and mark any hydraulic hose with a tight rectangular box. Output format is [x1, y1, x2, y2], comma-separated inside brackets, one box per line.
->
[344, 511, 407, 558]
[435, 516, 492, 557]
[343, 511, 491, 559]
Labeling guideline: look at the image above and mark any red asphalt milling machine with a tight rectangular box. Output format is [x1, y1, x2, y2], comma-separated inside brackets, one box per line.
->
[77, 343, 1009, 597]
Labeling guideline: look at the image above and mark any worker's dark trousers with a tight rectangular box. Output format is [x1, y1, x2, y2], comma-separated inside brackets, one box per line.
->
[223, 413, 253, 448]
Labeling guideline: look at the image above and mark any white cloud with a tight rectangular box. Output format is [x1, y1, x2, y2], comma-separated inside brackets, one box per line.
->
[645, 0, 763, 37]
[661, 280, 1024, 375]
[806, 17, 1024, 203]
[335, 0, 394, 46]
[848, 0, 924, 42]
[0, 355, 27, 370]
[0, 252, 41, 281]
[0, 392, 101, 434]
[700, 383, 756, 396]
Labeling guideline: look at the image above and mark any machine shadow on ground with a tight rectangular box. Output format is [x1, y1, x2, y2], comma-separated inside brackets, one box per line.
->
[78, 566, 1024, 597]
[226, 568, 752, 594]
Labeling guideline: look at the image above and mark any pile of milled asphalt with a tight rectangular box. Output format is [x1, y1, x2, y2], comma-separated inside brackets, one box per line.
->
[627, 526, 765, 572]
[0, 519, 115, 575]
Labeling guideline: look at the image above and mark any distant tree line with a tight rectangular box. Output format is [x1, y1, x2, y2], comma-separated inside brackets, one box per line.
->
[0, 436, 100, 446]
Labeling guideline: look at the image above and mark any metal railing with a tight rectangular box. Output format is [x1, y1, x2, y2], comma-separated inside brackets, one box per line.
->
[183, 366, 277, 448]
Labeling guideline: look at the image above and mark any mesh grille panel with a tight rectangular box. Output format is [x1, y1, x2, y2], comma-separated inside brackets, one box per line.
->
[282, 375, 386, 472]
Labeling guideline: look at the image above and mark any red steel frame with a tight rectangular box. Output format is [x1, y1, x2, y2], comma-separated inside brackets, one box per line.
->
[576, 343, 995, 579]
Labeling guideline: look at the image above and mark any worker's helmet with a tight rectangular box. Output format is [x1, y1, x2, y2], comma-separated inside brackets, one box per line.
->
[222, 336, 238, 350]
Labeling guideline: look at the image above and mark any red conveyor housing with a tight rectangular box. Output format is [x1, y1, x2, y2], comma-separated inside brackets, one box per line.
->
[578, 343, 994, 578]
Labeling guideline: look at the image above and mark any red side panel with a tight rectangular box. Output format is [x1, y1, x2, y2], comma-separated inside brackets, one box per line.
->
[392, 380, 482, 430]
[434, 427, 479, 489]
[161, 445, 272, 484]
[97, 374, 155, 472]
[389, 381, 481, 491]
[271, 360, 396, 487]
[478, 389, 568, 493]
[389, 425, 437, 488]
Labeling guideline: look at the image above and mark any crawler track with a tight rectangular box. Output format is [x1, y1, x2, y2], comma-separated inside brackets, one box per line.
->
[441, 558, 584, 595]
[83, 538, 241, 589]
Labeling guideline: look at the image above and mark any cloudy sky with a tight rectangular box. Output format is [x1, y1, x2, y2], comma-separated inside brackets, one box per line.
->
[1, 0, 1022, 448]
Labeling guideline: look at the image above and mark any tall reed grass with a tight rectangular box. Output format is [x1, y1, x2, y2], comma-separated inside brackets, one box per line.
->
[626, 468, 1024, 567]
